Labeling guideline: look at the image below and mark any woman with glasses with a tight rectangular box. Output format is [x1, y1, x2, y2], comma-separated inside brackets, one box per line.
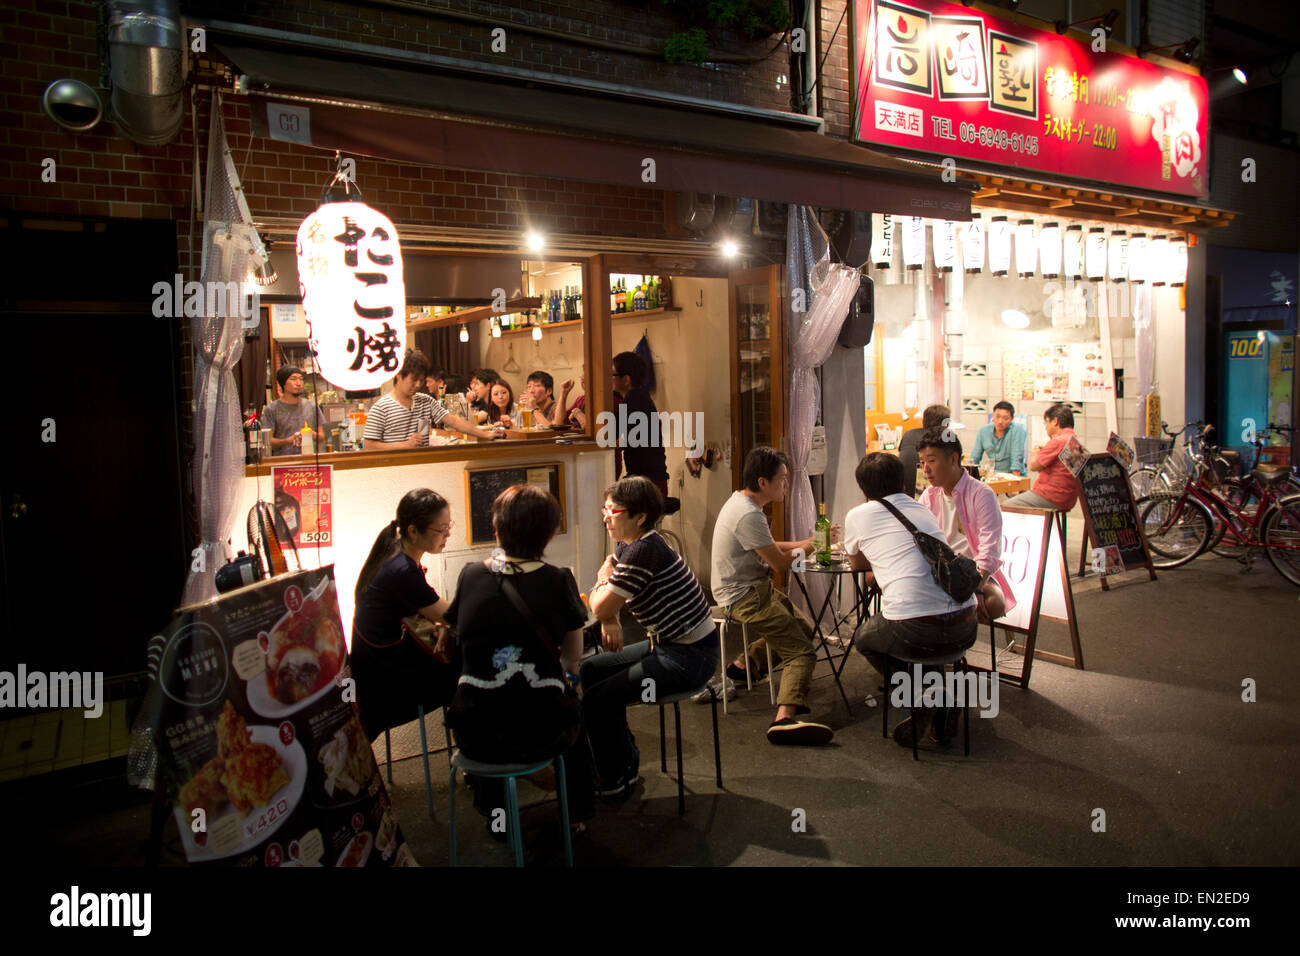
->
[350, 488, 459, 740]
[580, 477, 719, 801]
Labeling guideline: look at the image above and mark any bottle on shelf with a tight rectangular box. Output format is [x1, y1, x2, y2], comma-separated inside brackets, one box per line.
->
[574, 284, 582, 320]
[614, 278, 625, 314]
[647, 276, 659, 310]
[659, 275, 673, 309]
[814, 502, 833, 567]
[633, 276, 647, 311]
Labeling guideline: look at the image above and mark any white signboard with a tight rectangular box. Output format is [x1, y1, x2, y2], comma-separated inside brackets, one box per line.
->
[995, 508, 1069, 631]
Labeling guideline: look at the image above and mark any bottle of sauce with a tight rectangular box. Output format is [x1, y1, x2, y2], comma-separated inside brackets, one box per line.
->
[300, 425, 315, 455]
[659, 275, 673, 309]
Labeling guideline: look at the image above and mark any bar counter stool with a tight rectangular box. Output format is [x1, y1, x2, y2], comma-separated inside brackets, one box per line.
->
[710, 606, 775, 712]
[448, 752, 572, 867]
[881, 648, 972, 761]
[380, 704, 454, 817]
[633, 685, 723, 815]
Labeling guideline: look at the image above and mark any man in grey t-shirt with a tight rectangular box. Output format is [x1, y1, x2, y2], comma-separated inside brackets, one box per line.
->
[262, 365, 323, 456]
[708, 446, 832, 746]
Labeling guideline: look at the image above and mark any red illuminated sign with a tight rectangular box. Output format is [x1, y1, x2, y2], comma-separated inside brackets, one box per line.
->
[855, 0, 1209, 197]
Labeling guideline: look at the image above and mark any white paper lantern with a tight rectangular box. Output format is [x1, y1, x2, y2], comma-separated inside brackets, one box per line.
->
[902, 216, 926, 270]
[1170, 238, 1188, 287]
[962, 216, 984, 273]
[1039, 223, 1062, 278]
[933, 220, 958, 272]
[1063, 225, 1083, 280]
[1149, 235, 1169, 286]
[1108, 230, 1128, 281]
[872, 213, 894, 269]
[989, 216, 1011, 276]
[1086, 228, 1107, 280]
[1015, 220, 1036, 277]
[297, 201, 406, 391]
[1128, 233, 1148, 284]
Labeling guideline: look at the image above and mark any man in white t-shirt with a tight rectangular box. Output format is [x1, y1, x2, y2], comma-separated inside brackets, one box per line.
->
[709, 446, 832, 746]
[843, 452, 977, 750]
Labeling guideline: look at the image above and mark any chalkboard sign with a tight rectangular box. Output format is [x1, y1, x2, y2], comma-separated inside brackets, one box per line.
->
[464, 462, 566, 545]
[1076, 453, 1154, 581]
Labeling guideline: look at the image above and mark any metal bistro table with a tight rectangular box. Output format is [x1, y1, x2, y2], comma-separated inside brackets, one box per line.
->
[789, 560, 877, 717]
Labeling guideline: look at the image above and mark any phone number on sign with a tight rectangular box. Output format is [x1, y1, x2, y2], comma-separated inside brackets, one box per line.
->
[959, 122, 1039, 156]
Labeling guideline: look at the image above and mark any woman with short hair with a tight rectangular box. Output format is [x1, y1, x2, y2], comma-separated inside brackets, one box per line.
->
[581, 476, 718, 800]
[444, 483, 595, 827]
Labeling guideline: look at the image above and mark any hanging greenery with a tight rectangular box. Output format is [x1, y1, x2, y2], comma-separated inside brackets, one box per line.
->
[638, 0, 793, 64]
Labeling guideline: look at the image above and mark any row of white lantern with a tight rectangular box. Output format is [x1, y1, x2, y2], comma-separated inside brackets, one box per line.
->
[871, 213, 1188, 287]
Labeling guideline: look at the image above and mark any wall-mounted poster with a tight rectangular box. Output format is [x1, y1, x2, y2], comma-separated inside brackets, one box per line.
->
[272, 464, 333, 549]
[145, 568, 416, 866]
[1069, 342, 1112, 402]
[1003, 347, 1038, 402]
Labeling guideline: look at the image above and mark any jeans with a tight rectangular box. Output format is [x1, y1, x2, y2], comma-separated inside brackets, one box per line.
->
[854, 608, 977, 732]
[1002, 490, 1058, 509]
[727, 581, 817, 713]
[579, 633, 719, 787]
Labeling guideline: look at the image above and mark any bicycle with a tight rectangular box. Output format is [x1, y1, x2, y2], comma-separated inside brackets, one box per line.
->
[1208, 423, 1300, 558]
[1137, 426, 1300, 585]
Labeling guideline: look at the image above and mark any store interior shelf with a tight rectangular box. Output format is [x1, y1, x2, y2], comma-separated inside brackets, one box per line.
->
[406, 297, 542, 331]
[500, 318, 583, 335]
[612, 307, 681, 320]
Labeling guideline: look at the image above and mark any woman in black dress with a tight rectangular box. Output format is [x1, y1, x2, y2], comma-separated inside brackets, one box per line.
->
[350, 488, 459, 741]
[444, 483, 595, 826]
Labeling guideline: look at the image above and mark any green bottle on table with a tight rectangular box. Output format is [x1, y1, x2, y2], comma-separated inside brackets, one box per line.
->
[815, 502, 833, 567]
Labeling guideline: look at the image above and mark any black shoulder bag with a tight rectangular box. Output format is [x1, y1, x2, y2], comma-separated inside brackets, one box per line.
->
[876, 498, 982, 604]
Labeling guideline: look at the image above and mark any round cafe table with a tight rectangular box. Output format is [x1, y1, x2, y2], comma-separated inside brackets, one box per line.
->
[788, 559, 878, 717]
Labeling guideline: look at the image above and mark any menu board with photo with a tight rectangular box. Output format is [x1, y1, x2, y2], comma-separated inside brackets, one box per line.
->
[1069, 342, 1112, 403]
[272, 464, 333, 549]
[1003, 345, 1071, 403]
[1003, 348, 1038, 402]
[146, 568, 416, 867]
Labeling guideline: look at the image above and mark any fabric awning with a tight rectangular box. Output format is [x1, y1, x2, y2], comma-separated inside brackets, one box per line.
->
[218, 42, 974, 220]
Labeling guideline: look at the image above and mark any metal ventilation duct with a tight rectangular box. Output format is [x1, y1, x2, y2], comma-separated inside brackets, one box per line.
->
[105, 0, 184, 145]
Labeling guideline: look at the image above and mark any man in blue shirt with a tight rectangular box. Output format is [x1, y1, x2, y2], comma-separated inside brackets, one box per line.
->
[970, 401, 1028, 475]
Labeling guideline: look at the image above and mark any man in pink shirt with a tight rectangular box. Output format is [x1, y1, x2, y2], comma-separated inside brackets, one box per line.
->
[916, 429, 1016, 623]
[1004, 403, 1080, 511]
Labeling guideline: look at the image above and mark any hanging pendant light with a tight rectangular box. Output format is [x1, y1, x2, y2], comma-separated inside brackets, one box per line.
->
[297, 155, 406, 392]
[962, 216, 984, 273]
[1063, 225, 1083, 280]
[1149, 235, 1169, 286]
[989, 216, 1011, 276]
[458, 324, 469, 343]
[1108, 230, 1128, 282]
[1128, 233, 1148, 284]
[1086, 228, 1107, 280]
[490, 317, 502, 338]
[1015, 219, 1036, 278]
[1039, 222, 1062, 278]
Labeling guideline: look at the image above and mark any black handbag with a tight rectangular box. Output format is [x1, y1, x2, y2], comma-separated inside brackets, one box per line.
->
[877, 498, 982, 604]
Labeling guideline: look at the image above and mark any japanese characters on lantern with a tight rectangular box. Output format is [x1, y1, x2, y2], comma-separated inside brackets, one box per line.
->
[297, 202, 406, 392]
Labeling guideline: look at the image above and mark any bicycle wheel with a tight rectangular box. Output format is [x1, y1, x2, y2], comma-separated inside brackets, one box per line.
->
[1139, 493, 1212, 569]
[1129, 466, 1160, 499]
[1262, 493, 1300, 587]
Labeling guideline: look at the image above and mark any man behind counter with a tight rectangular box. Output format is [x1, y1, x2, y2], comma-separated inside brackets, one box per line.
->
[262, 365, 324, 456]
[365, 350, 504, 450]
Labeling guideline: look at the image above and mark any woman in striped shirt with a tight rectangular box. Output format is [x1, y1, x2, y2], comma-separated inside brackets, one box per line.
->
[581, 477, 719, 800]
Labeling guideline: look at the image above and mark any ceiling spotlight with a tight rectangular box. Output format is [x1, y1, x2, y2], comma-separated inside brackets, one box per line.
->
[1233, 67, 1248, 84]
[720, 239, 739, 258]
[1140, 37, 1199, 62]
[1055, 8, 1119, 36]
[525, 230, 545, 252]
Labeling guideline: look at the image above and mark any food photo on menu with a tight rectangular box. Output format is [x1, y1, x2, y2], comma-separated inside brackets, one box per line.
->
[145, 568, 416, 867]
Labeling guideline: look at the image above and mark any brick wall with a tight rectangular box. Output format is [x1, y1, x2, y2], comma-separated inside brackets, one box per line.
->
[186, 0, 792, 114]
[819, 0, 853, 140]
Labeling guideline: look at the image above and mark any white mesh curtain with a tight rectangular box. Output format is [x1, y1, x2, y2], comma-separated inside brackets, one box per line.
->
[181, 92, 269, 605]
[786, 206, 861, 543]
